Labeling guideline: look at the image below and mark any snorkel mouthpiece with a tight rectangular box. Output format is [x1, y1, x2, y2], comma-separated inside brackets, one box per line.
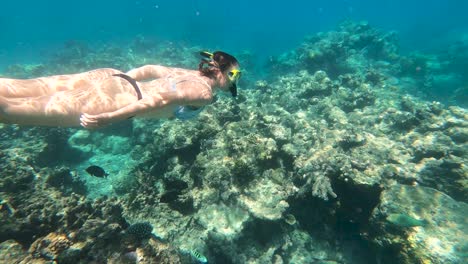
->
[228, 68, 241, 97]
[230, 83, 238, 97]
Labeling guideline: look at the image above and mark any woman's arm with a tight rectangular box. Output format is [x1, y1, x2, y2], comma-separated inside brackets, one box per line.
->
[125, 65, 172, 81]
[80, 91, 181, 128]
[80, 82, 213, 129]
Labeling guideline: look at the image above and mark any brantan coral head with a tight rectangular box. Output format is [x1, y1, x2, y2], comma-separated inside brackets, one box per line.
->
[199, 51, 241, 97]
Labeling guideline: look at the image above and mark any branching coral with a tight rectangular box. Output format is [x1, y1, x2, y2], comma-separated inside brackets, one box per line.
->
[311, 174, 337, 201]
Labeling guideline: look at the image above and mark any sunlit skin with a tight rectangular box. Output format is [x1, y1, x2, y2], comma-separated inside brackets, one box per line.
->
[0, 64, 237, 128]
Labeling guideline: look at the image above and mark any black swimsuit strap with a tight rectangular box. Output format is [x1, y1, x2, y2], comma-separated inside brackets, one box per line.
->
[112, 73, 142, 100]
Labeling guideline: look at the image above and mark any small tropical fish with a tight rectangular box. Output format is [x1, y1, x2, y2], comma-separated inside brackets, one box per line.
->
[189, 250, 207, 264]
[85, 165, 109, 178]
[386, 213, 427, 228]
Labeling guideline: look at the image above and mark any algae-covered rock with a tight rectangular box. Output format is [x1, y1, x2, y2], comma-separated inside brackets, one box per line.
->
[0, 240, 27, 263]
[28, 232, 72, 261]
[370, 184, 468, 264]
[67, 129, 94, 155]
[198, 203, 249, 237]
[239, 176, 292, 220]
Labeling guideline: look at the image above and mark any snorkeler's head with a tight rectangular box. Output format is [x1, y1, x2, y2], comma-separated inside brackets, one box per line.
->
[199, 51, 241, 97]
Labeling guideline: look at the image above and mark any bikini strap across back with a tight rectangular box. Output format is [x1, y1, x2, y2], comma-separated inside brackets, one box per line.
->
[113, 73, 143, 100]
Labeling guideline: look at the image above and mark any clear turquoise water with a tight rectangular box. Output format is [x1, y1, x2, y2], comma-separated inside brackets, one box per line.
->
[1, 0, 467, 67]
[0, 1, 467, 263]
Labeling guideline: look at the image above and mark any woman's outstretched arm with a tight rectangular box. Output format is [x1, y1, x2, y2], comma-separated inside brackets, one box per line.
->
[125, 65, 172, 81]
[80, 81, 213, 129]
[79, 90, 181, 128]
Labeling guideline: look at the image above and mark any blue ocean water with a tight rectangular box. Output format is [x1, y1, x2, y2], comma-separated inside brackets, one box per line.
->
[1, 0, 467, 67]
[0, 1, 467, 263]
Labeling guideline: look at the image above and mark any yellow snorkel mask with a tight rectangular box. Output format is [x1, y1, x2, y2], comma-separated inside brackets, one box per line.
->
[227, 68, 241, 97]
[228, 68, 242, 82]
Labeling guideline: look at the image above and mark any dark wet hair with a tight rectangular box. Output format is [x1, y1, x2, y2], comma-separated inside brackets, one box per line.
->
[198, 51, 239, 78]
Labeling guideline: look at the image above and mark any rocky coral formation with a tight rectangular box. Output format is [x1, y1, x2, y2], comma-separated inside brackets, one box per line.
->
[268, 21, 399, 78]
[1, 21, 467, 263]
[369, 184, 467, 264]
[0, 240, 27, 263]
[119, 72, 465, 263]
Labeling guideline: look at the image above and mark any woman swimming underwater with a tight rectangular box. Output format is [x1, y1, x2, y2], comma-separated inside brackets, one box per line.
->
[0, 51, 241, 128]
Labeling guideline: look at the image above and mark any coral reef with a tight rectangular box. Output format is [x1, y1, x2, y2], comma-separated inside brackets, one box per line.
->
[1, 21, 467, 263]
[0, 127, 180, 263]
[0, 240, 27, 263]
[268, 21, 399, 78]
[125, 222, 154, 240]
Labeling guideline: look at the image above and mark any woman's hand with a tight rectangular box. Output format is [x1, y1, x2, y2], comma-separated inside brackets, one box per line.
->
[80, 113, 112, 129]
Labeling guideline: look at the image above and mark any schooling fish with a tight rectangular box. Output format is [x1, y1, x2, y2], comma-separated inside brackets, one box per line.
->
[85, 165, 109, 178]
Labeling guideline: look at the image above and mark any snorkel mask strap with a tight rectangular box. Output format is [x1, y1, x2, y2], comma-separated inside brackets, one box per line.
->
[199, 51, 218, 70]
